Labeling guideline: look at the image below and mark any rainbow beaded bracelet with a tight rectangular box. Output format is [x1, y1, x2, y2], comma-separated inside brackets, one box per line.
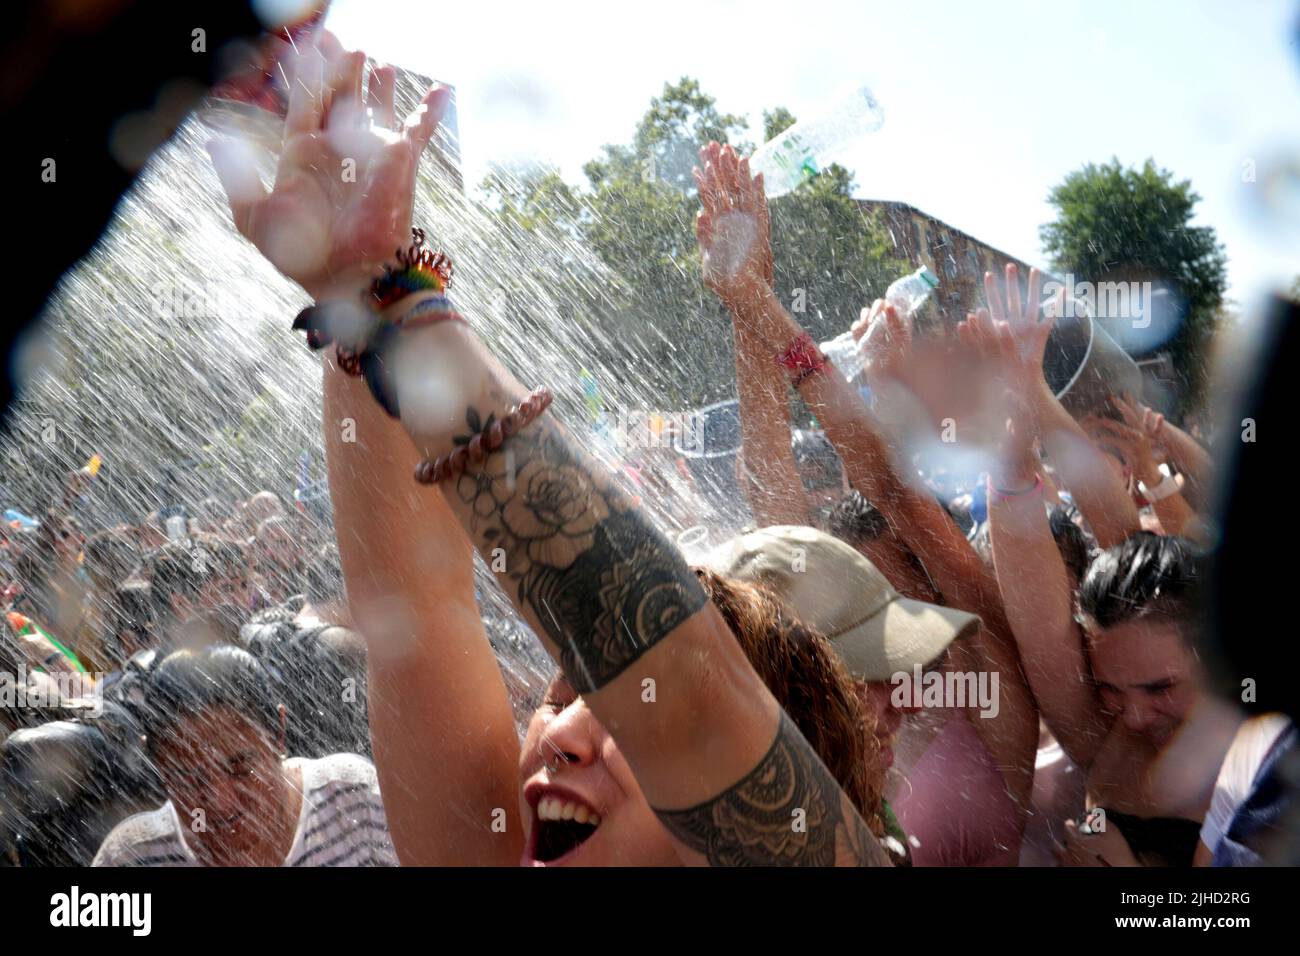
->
[291, 229, 464, 417]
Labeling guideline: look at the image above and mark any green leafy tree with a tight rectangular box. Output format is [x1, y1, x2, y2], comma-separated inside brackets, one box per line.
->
[481, 79, 907, 408]
[1039, 158, 1228, 407]
[762, 107, 797, 140]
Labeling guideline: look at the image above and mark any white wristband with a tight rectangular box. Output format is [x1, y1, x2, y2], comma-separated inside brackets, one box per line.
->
[1139, 473, 1180, 502]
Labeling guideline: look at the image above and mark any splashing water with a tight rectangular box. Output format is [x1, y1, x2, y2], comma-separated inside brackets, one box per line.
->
[0, 69, 746, 740]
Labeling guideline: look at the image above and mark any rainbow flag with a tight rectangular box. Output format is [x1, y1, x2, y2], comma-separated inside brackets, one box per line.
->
[6, 611, 88, 674]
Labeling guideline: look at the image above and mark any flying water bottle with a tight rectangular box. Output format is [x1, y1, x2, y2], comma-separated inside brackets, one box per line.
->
[820, 267, 940, 382]
[749, 86, 885, 198]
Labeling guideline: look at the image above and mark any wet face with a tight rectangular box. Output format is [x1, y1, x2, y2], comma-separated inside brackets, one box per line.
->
[857, 644, 954, 768]
[151, 704, 286, 860]
[1088, 618, 1200, 748]
[517, 674, 680, 867]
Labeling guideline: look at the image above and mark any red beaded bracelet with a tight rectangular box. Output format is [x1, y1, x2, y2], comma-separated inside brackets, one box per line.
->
[414, 387, 554, 484]
[776, 331, 827, 383]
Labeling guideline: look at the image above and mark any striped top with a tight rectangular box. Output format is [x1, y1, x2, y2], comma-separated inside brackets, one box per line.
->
[92, 753, 398, 867]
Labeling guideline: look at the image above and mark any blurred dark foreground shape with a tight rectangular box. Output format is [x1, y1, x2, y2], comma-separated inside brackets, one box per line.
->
[0, 0, 329, 422]
[1206, 292, 1300, 864]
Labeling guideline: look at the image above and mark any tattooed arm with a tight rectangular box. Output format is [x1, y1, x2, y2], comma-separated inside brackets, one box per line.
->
[384, 306, 887, 866]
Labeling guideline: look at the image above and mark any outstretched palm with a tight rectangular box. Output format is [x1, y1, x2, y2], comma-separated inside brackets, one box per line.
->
[208, 31, 449, 300]
[693, 142, 773, 308]
[982, 263, 1057, 399]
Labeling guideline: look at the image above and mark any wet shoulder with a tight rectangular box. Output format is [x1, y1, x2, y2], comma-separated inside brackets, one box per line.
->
[289, 754, 396, 867]
[92, 803, 193, 867]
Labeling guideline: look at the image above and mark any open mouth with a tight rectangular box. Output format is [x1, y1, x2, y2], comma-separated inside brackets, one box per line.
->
[529, 795, 601, 864]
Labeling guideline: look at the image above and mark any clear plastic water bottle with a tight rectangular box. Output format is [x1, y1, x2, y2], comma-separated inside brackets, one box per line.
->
[886, 266, 940, 318]
[819, 267, 940, 382]
[749, 86, 885, 198]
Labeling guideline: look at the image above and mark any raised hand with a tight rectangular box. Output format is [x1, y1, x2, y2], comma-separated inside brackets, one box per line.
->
[207, 30, 450, 302]
[1080, 412, 1150, 488]
[693, 142, 773, 309]
[954, 305, 1038, 472]
[853, 298, 912, 389]
[1113, 393, 1168, 454]
[980, 263, 1060, 402]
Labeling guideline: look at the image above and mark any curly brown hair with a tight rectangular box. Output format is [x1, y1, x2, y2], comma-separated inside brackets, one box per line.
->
[694, 566, 888, 840]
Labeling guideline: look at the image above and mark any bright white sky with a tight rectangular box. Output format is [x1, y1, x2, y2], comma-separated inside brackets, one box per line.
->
[325, 0, 1300, 312]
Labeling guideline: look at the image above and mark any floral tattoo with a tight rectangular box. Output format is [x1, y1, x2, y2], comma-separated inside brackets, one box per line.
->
[453, 406, 707, 693]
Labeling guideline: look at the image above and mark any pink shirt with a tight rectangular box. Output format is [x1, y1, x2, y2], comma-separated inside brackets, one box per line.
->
[893, 714, 1021, 866]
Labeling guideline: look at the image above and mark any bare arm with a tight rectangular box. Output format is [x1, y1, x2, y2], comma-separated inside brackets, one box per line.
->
[732, 321, 810, 527]
[694, 145, 1035, 810]
[1086, 402, 1202, 541]
[1142, 401, 1214, 511]
[959, 304, 1112, 771]
[739, 286, 1039, 807]
[322, 348, 522, 866]
[989, 457, 1109, 770]
[694, 144, 806, 528]
[1125, 395, 1214, 520]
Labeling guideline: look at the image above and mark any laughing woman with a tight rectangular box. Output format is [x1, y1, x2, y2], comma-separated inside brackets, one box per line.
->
[208, 30, 894, 866]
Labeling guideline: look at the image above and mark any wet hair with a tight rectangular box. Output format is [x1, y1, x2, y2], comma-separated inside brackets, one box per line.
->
[1077, 532, 1204, 633]
[270, 623, 370, 759]
[694, 567, 885, 838]
[150, 534, 247, 618]
[791, 429, 844, 492]
[827, 490, 889, 544]
[1049, 504, 1096, 585]
[304, 543, 345, 607]
[142, 645, 280, 754]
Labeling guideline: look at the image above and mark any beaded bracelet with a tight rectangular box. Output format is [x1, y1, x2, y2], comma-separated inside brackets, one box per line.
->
[369, 228, 453, 310]
[291, 229, 462, 417]
[776, 331, 827, 384]
[389, 293, 468, 330]
[414, 387, 554, 484]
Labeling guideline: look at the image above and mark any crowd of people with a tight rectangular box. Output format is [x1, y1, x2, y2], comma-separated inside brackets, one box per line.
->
[0, 29, 1292, 868]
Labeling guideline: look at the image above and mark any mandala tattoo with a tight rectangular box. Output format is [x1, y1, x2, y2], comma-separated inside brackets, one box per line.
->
[655, 712, 888, 867]
[454, 408, 707, 693]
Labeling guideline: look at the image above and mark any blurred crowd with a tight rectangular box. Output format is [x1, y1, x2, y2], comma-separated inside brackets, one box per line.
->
[1, 479, 374, 865]
[1, 22, 1294, 870]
